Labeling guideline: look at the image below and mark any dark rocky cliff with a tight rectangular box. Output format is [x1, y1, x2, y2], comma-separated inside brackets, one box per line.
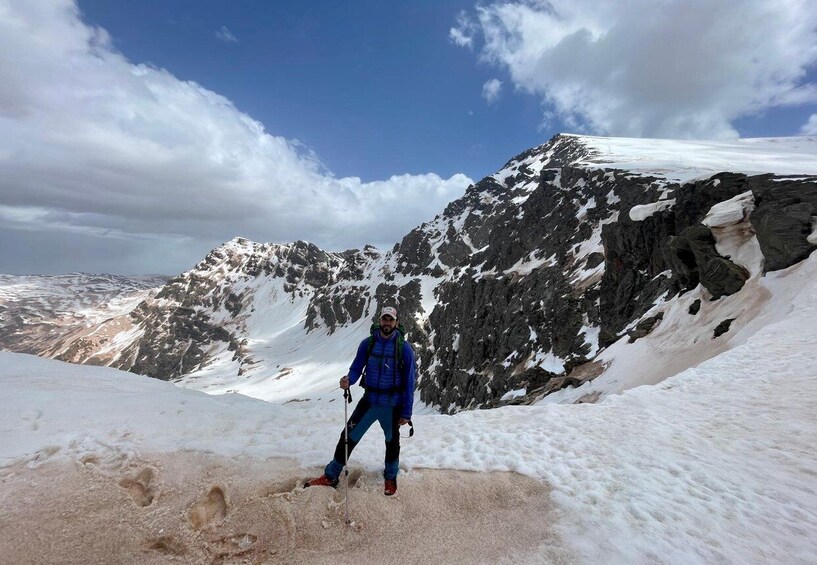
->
[390, 137, 816, 411]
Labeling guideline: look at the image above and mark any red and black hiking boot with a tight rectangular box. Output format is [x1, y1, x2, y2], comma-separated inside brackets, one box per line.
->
[384, 479, 397, 496]
[305, 475, 338, 488]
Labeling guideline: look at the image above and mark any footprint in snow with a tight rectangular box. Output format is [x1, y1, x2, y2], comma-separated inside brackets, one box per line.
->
[187, 486, 228, 530]
[119, 467, 156, 507]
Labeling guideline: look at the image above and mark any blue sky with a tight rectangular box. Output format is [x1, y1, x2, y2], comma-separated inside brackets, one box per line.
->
[76, 0, 547, 182]
[1, 0, 816, 275]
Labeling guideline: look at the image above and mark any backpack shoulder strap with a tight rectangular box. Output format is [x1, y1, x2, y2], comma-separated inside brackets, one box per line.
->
[395, 324, 406, 372]
[359, 324, 378, 387]
[366, 324, 378, 357]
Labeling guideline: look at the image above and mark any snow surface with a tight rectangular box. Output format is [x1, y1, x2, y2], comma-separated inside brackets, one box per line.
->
[702, 191, 755, 228]
[809, 217, 817, 245]
[629, 199, 675, 221]
[5, 251, 817, 561]
[569, 134, 817, 182]
[702, 191, 764, 276]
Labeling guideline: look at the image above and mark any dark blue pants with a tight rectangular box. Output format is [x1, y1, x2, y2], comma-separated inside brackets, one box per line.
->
[325, 395, 401, 480]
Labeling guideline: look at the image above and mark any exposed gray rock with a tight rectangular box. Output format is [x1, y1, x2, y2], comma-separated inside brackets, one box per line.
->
[489, 366, 558, 408]
[395, 228, 435, 276]
[422, 268, 591, 411]
[600, 208, 677, 335]
[123, 304, 230, 379]
[665, 224, 749, 299]
[750, 178, 817, 272]
[585, 252, 604, 269]
[305, 289, 368, 334]
[713, 318, 735, 338]
[673, 173, 755, 228]
[628, 313, 664, 343]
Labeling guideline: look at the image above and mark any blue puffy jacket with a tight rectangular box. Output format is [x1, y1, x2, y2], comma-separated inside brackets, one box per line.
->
[347, 330, 416, 419]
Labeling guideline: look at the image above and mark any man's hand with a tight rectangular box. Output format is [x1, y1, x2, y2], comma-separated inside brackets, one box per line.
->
[339, 375, 350, 390]
[399, 418, 410, 426]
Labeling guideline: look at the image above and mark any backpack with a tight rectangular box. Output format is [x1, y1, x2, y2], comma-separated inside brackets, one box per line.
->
[359, 322, 406, 394]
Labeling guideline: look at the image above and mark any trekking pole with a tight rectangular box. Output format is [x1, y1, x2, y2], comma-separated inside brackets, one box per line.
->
[343, 387, 352, 525]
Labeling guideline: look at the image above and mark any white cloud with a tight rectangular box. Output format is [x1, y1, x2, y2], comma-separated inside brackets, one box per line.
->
[449, 11, 476, 48]
[454, 0, 817, 139]
[802, 114, 817, 135]
[0, 1, 472, 274]
[482, 78, 503, 105]
[215, 25, 238, 43]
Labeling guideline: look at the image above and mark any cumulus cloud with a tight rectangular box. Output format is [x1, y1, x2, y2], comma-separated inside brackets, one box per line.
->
[215, 25, 238, 43]
[482, 78, 503, 105]
[453, 0, 817, 139]
[0, 1, 472, 274]
[802, 114, 817, 135]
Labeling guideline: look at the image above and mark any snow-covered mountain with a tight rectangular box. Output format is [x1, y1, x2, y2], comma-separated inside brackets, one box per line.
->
[1, 134, 816, 413]
[0, 273, 167, 363]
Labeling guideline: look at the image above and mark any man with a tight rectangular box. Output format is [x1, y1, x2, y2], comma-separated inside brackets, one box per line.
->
[306, 306, 416, 496]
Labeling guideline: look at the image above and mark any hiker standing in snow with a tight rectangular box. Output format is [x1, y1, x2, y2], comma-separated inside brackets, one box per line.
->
[306, 306, 416, 496]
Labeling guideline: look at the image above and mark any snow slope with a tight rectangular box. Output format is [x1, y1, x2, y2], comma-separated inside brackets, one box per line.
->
[572, 134, 817, 182]
[3, 254, 817, 563]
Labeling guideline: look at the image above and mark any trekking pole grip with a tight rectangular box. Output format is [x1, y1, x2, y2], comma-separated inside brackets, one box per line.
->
[344, 388, 352, 403]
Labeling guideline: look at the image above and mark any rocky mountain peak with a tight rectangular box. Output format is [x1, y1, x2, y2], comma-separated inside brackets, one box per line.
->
[497, 133, 596, 173]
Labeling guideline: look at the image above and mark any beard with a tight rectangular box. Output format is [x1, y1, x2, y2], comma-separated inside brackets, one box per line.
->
[380, 325, 394, 336]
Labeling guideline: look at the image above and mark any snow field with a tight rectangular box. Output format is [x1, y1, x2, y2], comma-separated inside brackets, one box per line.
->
[573, 135, 817, 182]
[3, 250, 817, 563]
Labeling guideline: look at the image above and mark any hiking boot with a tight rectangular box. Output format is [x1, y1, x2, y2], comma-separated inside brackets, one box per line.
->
[384, 479, 397, 496]
[305, 475, 338, 488]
